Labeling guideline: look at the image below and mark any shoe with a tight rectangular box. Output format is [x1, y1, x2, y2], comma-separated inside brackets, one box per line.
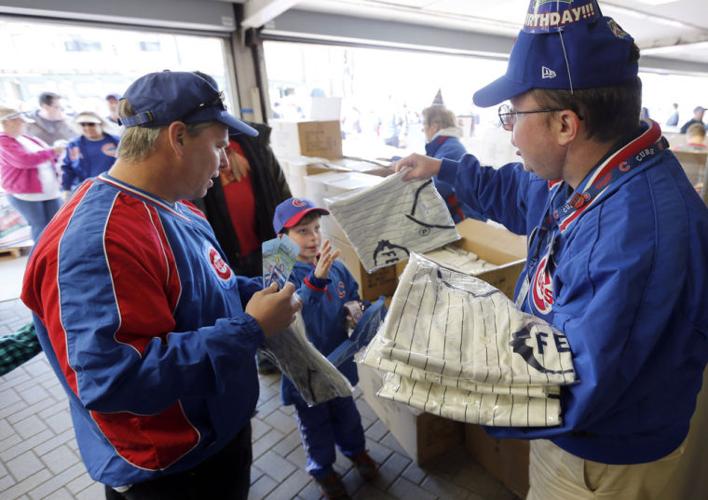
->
[314, 471, 350, 499]
[351, 451, 378, 481]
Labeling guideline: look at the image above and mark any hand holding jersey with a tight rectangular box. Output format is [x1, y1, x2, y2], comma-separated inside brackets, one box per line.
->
[245, 281, 301, 336]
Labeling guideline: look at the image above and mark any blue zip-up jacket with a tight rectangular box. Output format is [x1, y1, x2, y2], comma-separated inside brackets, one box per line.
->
[281, 260, 360, 405]
[61, 134, 119, 191]
[21, 174, 264, 487]
[437, 122, 708, 464]
[425, 133, 485, 222]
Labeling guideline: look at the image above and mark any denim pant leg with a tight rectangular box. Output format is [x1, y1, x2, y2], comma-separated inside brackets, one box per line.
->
[7, 196, 61, 243]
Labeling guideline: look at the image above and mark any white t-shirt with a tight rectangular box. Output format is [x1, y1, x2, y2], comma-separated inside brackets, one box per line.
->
[12, 135, 61, 202]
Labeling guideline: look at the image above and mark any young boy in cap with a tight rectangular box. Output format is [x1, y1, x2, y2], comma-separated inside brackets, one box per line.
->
[21, 70, 301, 499]
[395, 1, 708, 499]
[273, 197, 377, 499]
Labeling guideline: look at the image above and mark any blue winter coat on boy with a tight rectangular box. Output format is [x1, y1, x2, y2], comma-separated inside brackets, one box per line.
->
[281, 260, 360, 405]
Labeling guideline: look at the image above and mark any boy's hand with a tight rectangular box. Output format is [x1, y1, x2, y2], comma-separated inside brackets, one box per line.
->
[245, 282, 302, 337]
[393, 153, 442, 181]
[314, 240, 340, 279]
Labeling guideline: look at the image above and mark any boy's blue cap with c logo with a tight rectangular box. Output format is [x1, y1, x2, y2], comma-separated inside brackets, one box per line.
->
[119, 71, 258, 136]
[473, 0, 638, 108]
[273, 198, 330, 234]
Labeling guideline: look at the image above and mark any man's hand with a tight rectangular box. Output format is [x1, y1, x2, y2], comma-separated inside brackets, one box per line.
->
[245, 282, 302, 337]
[314, 240, 340, 280]
[393, 153, 443, 181]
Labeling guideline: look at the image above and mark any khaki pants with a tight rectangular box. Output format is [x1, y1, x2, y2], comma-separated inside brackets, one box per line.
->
[527, 439, 684, 500]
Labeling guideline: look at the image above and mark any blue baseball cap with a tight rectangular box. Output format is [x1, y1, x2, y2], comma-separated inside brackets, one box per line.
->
[273, 198, 329, 234]
[473, 0, 638, 107]
[119, 71, 258, 136]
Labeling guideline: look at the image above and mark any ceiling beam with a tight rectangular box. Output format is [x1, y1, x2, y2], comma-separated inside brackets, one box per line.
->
[242, 0, 300, 29]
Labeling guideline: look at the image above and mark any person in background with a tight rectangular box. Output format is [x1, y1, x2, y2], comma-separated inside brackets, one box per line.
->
[273, 198, 378, 499]
[422, 90, 484, 222]
[395, 1, 708, 498]
[194, 120, 291, 375]
[0, 105, 65, 243]
[61, 111, 119, 194]
[680, 105, 705, 133]
[666, 102, 679, 127]
[25, 92, 76, 146]
[104, 93, 124, 136]
[106, 93, 121, 125]
[684, 123, 706, 150]
[21, 70, 301, 500]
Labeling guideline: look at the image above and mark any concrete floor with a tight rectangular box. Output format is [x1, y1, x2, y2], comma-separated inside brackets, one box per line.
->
[0, 298, 517, 500]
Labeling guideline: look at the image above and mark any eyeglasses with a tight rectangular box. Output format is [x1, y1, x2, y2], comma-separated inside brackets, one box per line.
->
[79, 123, 98, 127]
[497, 104, 565, 131]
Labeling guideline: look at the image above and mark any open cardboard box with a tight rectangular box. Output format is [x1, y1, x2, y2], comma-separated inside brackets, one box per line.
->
[395, 218, 527, 299]
[359, 218, 529, 467]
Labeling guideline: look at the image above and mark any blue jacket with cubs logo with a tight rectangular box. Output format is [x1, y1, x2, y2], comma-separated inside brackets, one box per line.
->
[280, 260, 360, 405]
[61, 133, 119, 191]
[21, 173, 264, 487]
[437, 121, 708, 465]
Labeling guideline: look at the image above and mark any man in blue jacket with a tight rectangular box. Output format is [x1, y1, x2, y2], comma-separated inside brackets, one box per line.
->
[22, 71, 301, 499]
[61, 111, 120, 193]
[395, 1, 708, 498]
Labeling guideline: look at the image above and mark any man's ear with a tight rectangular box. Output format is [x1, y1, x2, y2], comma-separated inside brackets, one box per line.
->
[167, 122, 188, 156]
[555, 109, 581, 147]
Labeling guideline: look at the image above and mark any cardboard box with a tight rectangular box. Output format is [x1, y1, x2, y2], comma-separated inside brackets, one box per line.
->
[359, 364, 464, 465]
[331, 234, 398, 302]
[270, 120, 343, 160]
[280, 156, 349, 198]
[395, 218, 527, 300]
[465, 424, 529, 498]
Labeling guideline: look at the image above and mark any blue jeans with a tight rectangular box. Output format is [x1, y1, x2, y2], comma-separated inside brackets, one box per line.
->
[7, 195, 61, 244]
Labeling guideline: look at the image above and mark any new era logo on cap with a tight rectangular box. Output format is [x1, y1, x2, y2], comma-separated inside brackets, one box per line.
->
[541, 66, 557, 79]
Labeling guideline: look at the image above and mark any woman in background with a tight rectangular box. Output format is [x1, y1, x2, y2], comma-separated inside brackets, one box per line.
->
[0, 105, 65, 244]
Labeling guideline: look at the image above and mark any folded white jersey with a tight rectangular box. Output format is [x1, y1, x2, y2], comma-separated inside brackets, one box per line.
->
[326, 172, 459, 272]
[262, 312, 352, 406]
[377, 253, 576, 387]
[377, 373, 562, 427]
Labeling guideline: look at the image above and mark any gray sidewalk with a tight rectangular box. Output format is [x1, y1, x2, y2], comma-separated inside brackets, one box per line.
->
[0, 299, 516, 500]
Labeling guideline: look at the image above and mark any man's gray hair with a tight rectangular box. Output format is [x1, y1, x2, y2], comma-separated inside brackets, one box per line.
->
[422, 105, 457, 130]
